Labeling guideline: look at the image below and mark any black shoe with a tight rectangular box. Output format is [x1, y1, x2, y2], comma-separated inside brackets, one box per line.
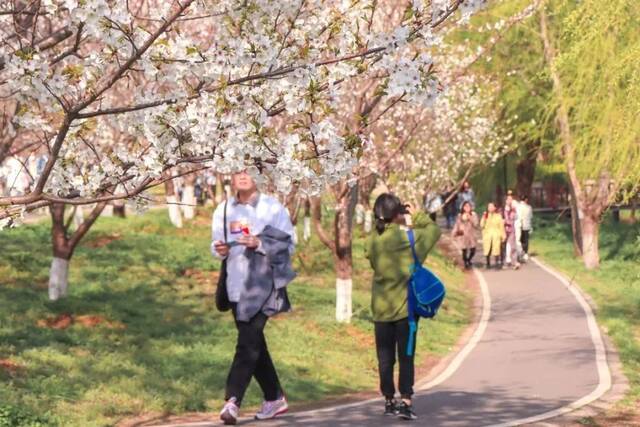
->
[384, 399, 397, 416]
[396, 401, 417, 420]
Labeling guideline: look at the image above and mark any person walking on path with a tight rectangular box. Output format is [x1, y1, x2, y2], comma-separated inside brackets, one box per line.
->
[518, 195, 533, 261]
[423, 190, 442, 222]
[212, 171, 296, 425]
[502, 195, 521, 270]
[481, 202, 506, 269]
[456, 181, 476, 211]
[452, 201, 479, 269]
[366, 194, 441, 421]
[442, 189, 458, 229]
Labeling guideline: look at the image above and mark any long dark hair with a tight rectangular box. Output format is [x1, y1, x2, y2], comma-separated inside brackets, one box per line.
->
[373, 193, 405, 235]
[459, 201, 472, 215]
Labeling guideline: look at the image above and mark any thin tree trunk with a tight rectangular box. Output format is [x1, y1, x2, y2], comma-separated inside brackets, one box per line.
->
[303, 198, 312, 242]
[310, 197, 335, 251]
[364, 209, 373, 234]
[359, 174, 376, 234]
[48, 201, 107, 300]
[355, 203, 365, 225]
[112, 203, 126, 218]
[334, 184, 357, 323]
[182, 173, 197, 220]
[581, 214, 600, 269]
[164, 174, 183, 228]
[215, 174, 226, 203]
[541, 11, 599, 266]
[310, 185, 357, 323]
[49, 203, 71, 300]
[568, 189, 584, 255]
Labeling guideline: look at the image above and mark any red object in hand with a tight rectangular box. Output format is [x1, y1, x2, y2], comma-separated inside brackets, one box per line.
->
[241, 224, 250, 236]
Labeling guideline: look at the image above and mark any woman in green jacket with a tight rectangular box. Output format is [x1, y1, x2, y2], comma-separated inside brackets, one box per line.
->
[365, 193, 441, 421]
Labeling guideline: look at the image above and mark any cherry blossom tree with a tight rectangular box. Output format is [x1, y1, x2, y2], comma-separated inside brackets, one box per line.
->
[378, 73, 508, 204]
[0, 0, 488, 301]
[0, 0, 483, 219]
[306, 0, 503, 322]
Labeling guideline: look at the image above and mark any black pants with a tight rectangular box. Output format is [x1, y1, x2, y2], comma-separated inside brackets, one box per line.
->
[462, 248, 476, 265]
[521, 230, 530, 254]
[374, 318, 416, 400]
[225, 308, 282, 405]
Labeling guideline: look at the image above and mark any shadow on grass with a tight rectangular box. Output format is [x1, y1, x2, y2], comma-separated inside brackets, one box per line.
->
[0, 213, 385, 425]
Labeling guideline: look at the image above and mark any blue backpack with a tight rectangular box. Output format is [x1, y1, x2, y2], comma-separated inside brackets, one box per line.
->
[406, 229, 446, 356]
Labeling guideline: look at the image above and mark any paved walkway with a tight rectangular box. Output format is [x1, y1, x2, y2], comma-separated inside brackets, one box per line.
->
[153, 250, 610, 426]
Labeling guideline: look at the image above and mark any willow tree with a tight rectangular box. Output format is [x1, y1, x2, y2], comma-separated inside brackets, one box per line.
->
[540, 0, 640, 268]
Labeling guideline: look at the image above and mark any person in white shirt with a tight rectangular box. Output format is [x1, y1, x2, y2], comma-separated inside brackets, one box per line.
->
[212, 171, 295, 425]
[518, 195, 534, 261]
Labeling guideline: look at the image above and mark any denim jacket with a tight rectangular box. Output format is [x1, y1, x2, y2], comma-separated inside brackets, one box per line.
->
[235, 225, 296, 322]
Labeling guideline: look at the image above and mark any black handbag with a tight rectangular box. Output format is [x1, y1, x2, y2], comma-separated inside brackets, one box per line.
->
[215, 201, 231, 312]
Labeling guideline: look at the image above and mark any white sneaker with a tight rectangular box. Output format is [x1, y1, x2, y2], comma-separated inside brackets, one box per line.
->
[523, 254, 529, 261]
[220, 397, 239, 425]
[255, 395, 288, 420]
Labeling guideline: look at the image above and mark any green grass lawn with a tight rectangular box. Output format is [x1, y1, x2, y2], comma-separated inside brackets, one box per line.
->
[533, 214, 640, 412]
[0, 208, 472, 426]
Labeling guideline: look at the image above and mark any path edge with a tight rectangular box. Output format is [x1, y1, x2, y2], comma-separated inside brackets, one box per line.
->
[487, 257, 628, 427]
[278, 241, 493, 417]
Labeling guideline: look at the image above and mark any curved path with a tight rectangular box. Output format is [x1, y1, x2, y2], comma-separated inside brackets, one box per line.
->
[154, 258, 611, 427]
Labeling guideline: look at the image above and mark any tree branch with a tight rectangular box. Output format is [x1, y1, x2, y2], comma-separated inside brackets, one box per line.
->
[310, 196, 336, 251]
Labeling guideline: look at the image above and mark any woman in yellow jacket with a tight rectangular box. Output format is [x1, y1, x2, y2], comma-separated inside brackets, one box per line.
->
[480, 202, 506, 269]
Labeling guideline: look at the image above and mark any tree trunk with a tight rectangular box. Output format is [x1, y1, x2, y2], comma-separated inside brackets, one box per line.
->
[335, 258, 353, 323]
[355, 203, 365, 225]
[164, 175, 183, 228]
[205, 174, 216, 206]
[359, 174, 376, 234]
[303, 198, 311, 242]
[516, 141, 540, 199]
[112, 204, 126, 218]
[49, 203, 71, 301]
[581, 214, 600, 269]
[48, 201, 108, 300]
[334, 185, 357, 323]
[364, 210, 373, 234]
[540, 11, 606, 268]
[310, 184, 357, 323]
[215, 174, 225, 204]
[49, 257, 70, 301]
[568, 186, 584, 256]
[182, 173, 197, 220]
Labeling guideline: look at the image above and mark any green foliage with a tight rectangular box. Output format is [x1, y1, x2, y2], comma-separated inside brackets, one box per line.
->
[552, 0, 640, 198]
[460, 0, 555, 147]
[0, 405, 56, 427]
[0, 208, 472, 426]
